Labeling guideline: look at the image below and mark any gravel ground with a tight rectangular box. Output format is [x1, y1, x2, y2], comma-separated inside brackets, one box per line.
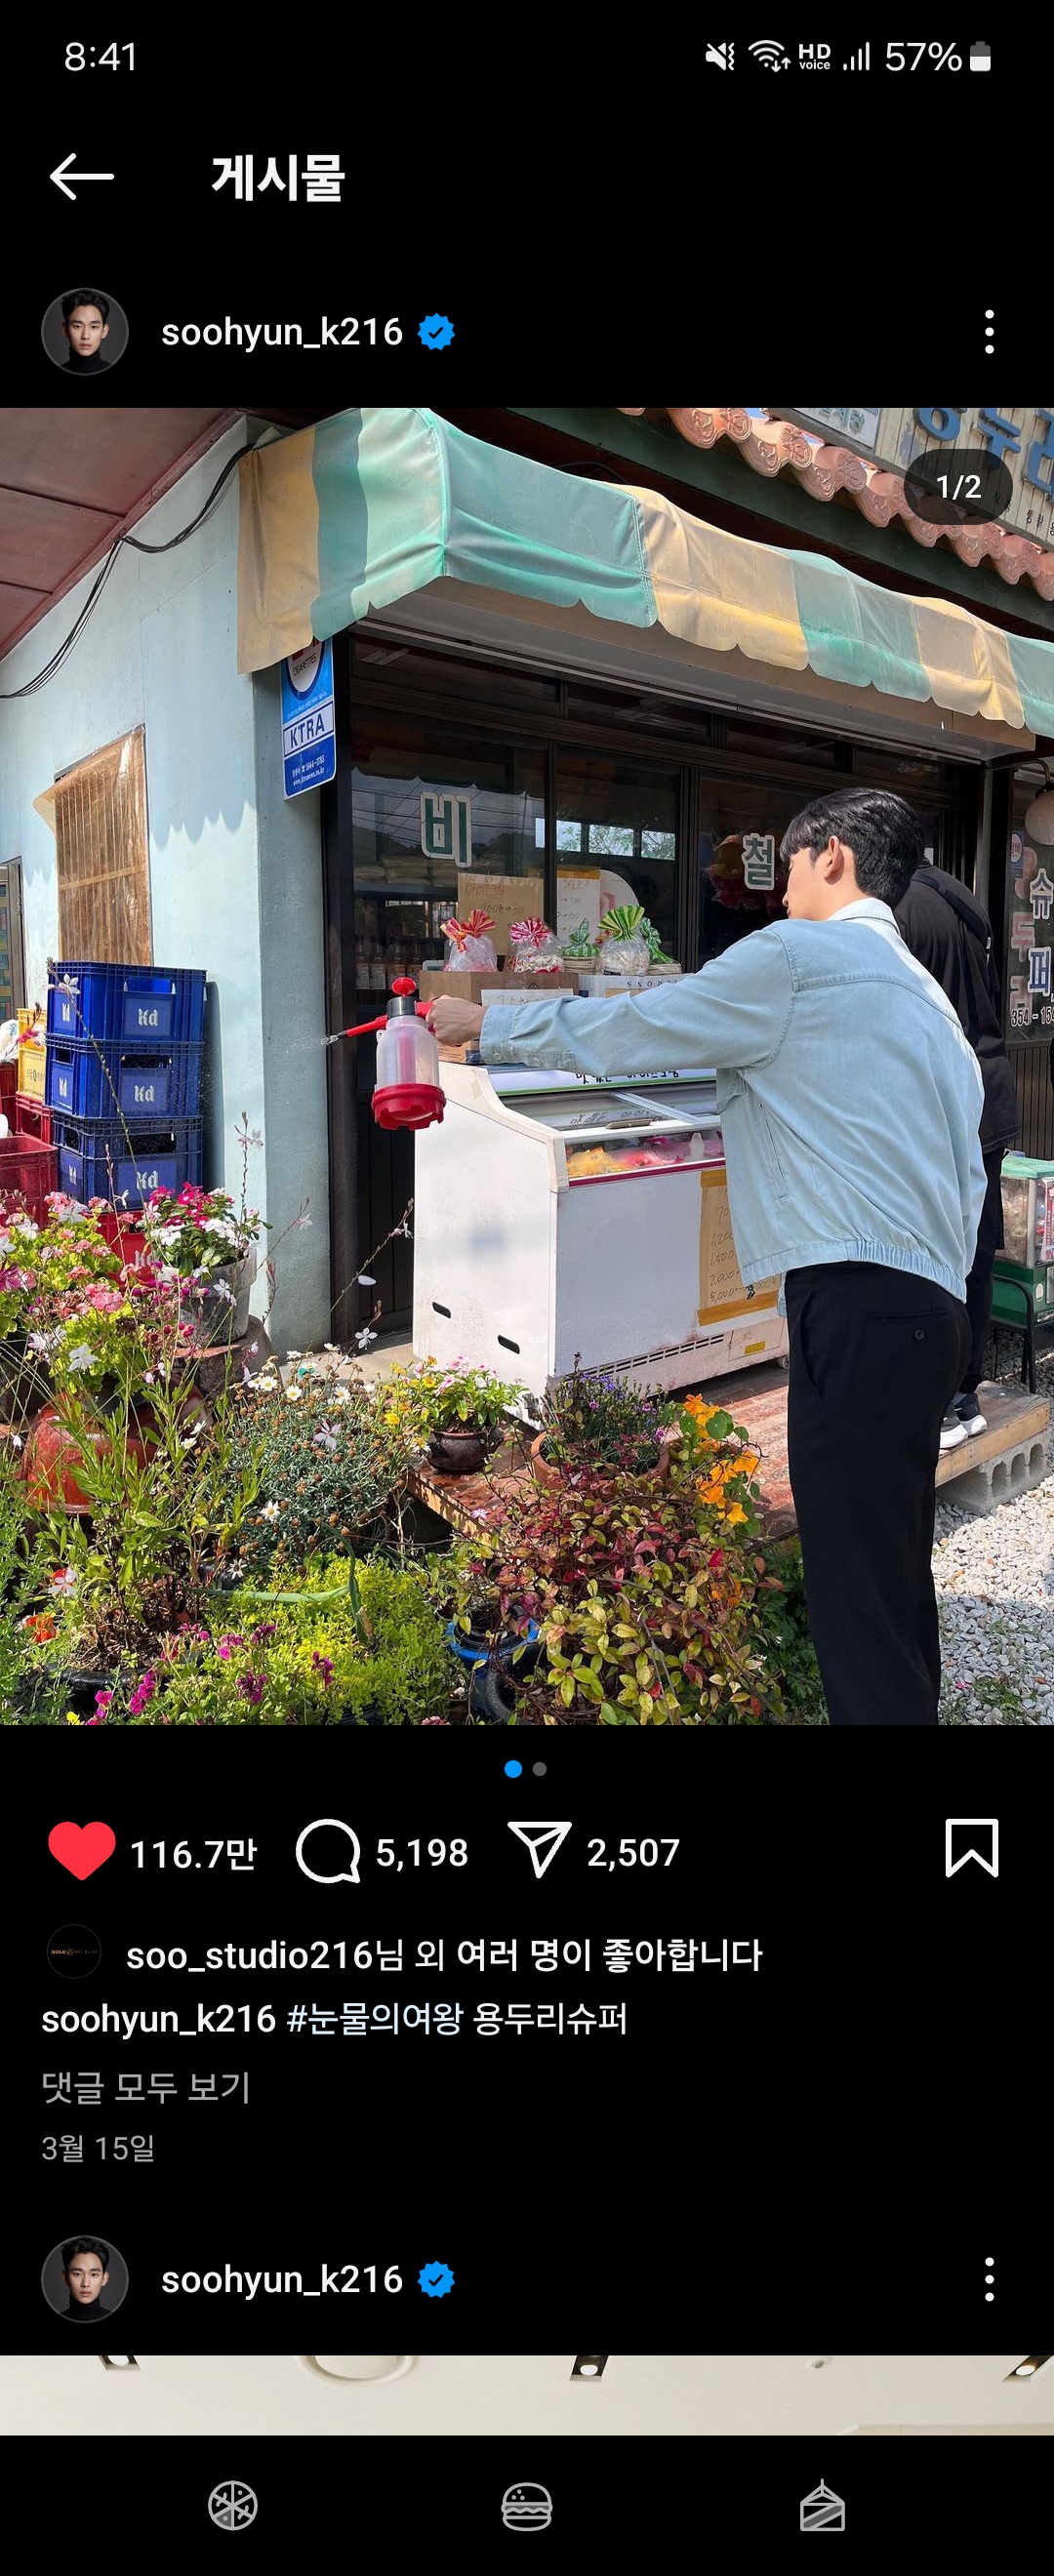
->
[933, 1353, 1054, 1723]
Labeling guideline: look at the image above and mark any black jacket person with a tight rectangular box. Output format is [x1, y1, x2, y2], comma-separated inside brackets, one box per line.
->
[896, 863, 1018, 1436]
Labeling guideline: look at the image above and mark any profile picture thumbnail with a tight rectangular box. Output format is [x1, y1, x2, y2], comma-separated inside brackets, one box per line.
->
[41, 289, 129, 375]
[41, 2234, 129, 2320]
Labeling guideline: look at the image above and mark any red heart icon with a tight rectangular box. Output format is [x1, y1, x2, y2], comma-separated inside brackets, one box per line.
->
[48, 1821, 116, 1881]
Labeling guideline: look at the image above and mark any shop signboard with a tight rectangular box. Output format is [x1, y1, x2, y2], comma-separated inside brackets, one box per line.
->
[1007, 833, 1054, 1033]
[422, 791, 472, 868]
[281, 639, 336, 798]
[791, 408, 882, 453]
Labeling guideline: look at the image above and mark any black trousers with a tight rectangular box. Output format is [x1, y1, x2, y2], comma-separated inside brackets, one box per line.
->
[785, 1264, 971, 1727]
[962, 1147, 1006, 1393]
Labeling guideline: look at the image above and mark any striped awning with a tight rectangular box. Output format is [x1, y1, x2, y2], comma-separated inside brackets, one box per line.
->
[237, 407, 1054, 739]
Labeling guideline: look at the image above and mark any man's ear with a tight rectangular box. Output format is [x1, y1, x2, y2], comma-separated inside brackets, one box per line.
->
[100, 323, 109, 340]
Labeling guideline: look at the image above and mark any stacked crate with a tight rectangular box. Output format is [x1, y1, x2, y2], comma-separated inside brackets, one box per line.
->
[1, 1011, 58, 1216]
[47, 962, 206, 1208]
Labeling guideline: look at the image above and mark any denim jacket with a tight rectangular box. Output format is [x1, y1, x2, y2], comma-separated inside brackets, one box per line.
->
[480, 901, 986, 1306]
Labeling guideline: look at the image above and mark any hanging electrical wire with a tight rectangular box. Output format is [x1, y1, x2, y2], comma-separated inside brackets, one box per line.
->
[0, 436, 259, 701]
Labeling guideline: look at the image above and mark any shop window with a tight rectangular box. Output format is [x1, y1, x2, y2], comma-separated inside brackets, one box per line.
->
[698, 791, 790, 966]
[37, 729, 151, 964]
[351, 721, 547, 986]
[0, 859, 26, 1016]
[555, 753, 677, 956]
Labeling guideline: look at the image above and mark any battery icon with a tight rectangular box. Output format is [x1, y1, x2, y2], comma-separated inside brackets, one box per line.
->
[970, 39, 992, 68]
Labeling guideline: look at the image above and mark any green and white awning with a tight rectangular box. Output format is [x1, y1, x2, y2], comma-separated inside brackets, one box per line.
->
[238, 406, 1054, 740]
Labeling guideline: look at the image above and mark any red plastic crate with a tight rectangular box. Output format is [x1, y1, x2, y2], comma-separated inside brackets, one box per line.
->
[0, 1133, 59, 1222]
[97, 1209, 148, 1268]
[14, 1096, 52, 1144]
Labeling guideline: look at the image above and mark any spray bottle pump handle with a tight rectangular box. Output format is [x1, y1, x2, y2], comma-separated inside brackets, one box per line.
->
[326, 979, 431, 1043]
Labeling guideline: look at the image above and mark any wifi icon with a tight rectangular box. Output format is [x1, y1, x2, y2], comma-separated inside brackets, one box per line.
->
[749, 38, 790, 69]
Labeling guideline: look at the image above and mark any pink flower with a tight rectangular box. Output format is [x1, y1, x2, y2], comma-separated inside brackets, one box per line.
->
[128, 1669, 158, 1717]
[236, 1670, 265, 1704]
[422, 1715, 449, 1725]
[94, 1689, 113, 1711]
[218, 1633, 245, 1661]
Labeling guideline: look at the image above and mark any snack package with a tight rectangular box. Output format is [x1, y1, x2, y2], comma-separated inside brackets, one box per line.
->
[441, 909, 498, 972]
[510, 916, 564, 974]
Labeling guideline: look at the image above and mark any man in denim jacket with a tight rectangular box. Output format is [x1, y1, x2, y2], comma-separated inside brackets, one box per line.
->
[427, 790, 985, 1727]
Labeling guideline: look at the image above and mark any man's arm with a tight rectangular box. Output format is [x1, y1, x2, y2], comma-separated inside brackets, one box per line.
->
[428, 933, 793, 1079]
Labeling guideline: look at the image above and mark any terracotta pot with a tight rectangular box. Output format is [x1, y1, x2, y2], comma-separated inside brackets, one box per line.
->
[530, 1430, 672, 1494]
[426, 1428, 491, 1476]
[21, 1400, 161, 1512]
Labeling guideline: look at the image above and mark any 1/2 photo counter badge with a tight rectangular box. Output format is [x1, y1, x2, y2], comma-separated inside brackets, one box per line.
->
[281, 639, 336, 798]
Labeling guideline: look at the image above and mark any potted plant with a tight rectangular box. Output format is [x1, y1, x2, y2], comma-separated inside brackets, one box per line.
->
[529, 1364, 676, 1491]
[140, 1184, 262, 1346]
[383, 1357, 526, 1475]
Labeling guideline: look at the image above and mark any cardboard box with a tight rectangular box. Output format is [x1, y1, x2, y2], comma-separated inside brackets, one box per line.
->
[420, 967, 580, 1004]
[698, 1166, 778, 1326]
[577, 967, 683, 998]
[456, 870, 545, 964]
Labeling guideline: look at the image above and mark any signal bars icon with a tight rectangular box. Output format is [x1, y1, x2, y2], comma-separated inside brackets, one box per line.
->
[842, 41, 871, 69]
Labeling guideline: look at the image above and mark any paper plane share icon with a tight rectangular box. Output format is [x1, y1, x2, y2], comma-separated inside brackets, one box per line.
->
[507, 1821, 573, 1880]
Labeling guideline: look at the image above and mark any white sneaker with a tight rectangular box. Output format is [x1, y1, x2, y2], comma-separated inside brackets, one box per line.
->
[953, 1391, 988, 1437]
[940, 1410, 967, 1452]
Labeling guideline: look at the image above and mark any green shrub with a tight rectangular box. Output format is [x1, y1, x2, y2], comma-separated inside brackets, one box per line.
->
[218, 1367, 415, 1574]
[96, 1554, 453, 1726]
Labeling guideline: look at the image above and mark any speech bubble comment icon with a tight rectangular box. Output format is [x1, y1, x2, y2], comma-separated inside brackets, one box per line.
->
[295, 1819, 361, 1884]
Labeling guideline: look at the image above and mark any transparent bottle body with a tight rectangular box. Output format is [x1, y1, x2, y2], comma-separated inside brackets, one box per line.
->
[375, 1019, 441, 1090]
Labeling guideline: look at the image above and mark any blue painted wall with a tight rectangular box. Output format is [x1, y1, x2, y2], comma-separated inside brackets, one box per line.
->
[0, 418, 330, 1348]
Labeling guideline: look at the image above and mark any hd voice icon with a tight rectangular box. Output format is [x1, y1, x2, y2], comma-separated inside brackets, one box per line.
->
[945, 1818, 998, 1877]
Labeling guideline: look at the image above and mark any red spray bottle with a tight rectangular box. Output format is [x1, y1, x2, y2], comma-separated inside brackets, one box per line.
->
[324, 979, 445, 1131]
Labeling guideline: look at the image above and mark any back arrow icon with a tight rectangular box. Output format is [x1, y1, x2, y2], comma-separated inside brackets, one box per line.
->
[51, 153, 115, 200]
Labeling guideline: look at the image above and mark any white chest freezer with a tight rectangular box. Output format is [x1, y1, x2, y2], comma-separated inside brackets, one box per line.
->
[412, 1063, 788, 1399]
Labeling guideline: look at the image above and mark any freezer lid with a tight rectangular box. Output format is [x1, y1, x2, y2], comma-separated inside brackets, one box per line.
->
[504, 1091, 688, 1135]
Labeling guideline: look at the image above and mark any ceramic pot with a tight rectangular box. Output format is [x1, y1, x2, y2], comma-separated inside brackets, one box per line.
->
[426, 1429, 491, 1475]
[183, 1255, 254, 1348]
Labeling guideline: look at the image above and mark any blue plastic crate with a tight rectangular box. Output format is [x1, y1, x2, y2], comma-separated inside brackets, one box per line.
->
[47, 1037, 203, 1121]
[48, 961, 207, 1047]
[52, 1114, 203, 1209]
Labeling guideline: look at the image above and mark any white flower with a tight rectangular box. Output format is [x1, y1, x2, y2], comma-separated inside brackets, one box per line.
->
[295, 1212, 312, 1229]
[285, 1348, 302, 1360]
[66, 1343, 98, 1373]
[323, 1342, 342, 1352]
[246, 1127, 264, 1147]
[329, 1384, 352, 1408]
[52, 1567, 78, 1594]
[285, 1382, 304, 1402]
[261, 1499, 281, 1521]
[354, 1326, 378, 1351]
[356, 1274, 376, 1287]
[11, 1433, 22, 1452]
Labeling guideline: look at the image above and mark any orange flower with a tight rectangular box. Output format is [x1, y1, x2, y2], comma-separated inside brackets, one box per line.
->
[724, 1503, 749, 1527]
[684, 1395, 718, 1429]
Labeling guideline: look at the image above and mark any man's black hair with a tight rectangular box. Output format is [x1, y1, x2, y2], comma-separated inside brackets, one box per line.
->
[61, 292, 109, 324]
[61, 2236, 109, 2269]
[780, 787, 924, 909]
